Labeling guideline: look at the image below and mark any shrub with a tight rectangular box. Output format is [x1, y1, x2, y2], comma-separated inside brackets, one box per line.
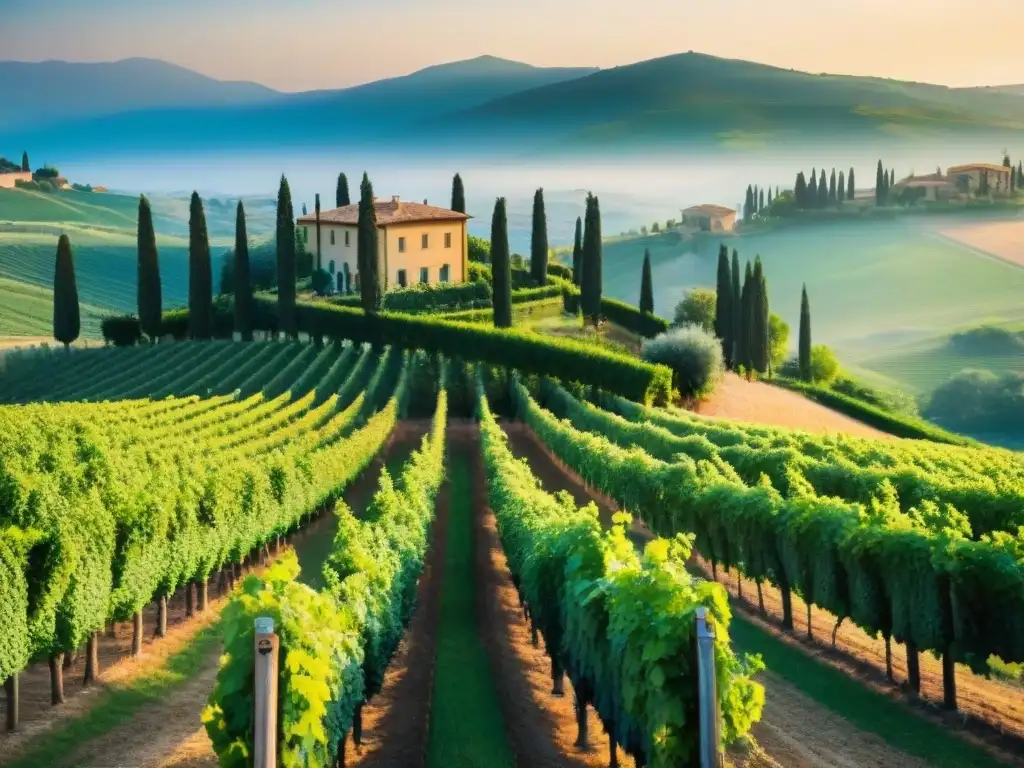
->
[101, 315, 143, 346]
[925, 369, 1024, 433]
[601, 297, 670, 338]
[468, 235, 490, 263]
[769, 313, 789, 370]
[641, 324, 724, 399]
[13, 179, 39, 191]
[329, 280, 492, 314]
[948, 324, 1024, 356]
[468, 262, 492, 283]
[831, 375, 918, 417]
[311, 268, 333, 294]
[810, 344, 840, 384]
[37, 181, 55, 194]
[672, 288, 717, 333]
[547, 262, 573, 281]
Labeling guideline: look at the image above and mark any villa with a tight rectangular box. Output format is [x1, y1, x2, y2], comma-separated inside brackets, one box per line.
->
[946, 163, 1012, 194]
[297, 196, 470, 293]
[680, 204, 737, 232]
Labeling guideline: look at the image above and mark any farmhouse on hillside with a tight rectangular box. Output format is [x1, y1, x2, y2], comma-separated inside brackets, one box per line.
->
[0, 170, 31, 189]
[680, 204, 737, 232]
[891, 172, 958, 202]
[297, 196, 470, 293]
[946, 163, 1012, 194]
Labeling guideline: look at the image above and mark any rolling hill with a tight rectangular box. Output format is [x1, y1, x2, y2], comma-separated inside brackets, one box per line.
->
[0, 58, 280, 130]
[0, 56, 596, 153]
[7, 52, 1024, 156]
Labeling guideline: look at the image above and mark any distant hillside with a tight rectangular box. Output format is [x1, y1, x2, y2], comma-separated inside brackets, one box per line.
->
[958, 84, 1024, 97]
[0, 58, 280, 130]
[415, 52, 1024, 151]
[0, 56, 596, 152]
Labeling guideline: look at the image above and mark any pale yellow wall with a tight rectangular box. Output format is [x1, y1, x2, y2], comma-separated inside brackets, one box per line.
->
[0, 172, 32, 189]
[298, 218, 466, 291]
[949, 168, 1011, 191]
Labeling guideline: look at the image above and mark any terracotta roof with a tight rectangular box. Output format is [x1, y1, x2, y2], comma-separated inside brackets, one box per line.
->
[297, 196, 470, 226]
[682, 204, 736, 217]
[947, 163, 1011, 174]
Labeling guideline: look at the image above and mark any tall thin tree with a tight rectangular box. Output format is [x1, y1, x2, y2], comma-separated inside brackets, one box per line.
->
[808, 169, 818, 209]
[714, 244, 733, 367]
[571, 216, 583, 287]
[188, 191, 213, 339]
[738, 261, 753, 374]
[730, 249, 741, 365]
[581, 193, 603, 327]
[639, 248, 654, 314]
[828, 169, 837, 205]
[530, 187, 548, 285]
[336, 173, 350, 207]
[234, 201, 253, 341]
[798, 284, 812, 381]
[751, 257, 770, 375]
[21, 151, 29, 172]
[848, 167, 856, 200]
[795, 172, 807, 208]
[136, 194, 162, 341]
[314, 193, 322, 273]
[276, 176, 297, 335]
[817, 169, 829, 208]
[838, 170, 846, 203]
[357, 173, 382, 312]
[53, 234, 80, 349]
[490, 198, 512, 328]
[743, 186, 754, 220]
[876, 160, 884, 205]
[451, 173, 466, 214]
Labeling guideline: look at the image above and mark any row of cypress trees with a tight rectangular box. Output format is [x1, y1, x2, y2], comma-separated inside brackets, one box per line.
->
[713, 245, 770, 375]
[874, 161, 897, 205]
[794, 167, 856, 209]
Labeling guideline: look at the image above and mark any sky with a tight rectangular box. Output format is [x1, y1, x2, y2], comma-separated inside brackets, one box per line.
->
[2, 0, 1023, 92]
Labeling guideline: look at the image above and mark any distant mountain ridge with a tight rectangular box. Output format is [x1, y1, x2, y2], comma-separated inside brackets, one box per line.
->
[0, 58, 280, 129]
[3, 52, 1023, 156]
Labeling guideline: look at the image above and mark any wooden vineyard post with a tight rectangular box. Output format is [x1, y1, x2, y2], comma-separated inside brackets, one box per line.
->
[254, 617, 279, 768]
[695, 607, 723, 768]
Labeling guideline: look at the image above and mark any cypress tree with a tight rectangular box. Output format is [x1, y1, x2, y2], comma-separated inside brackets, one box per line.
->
[817, 170, 829, 208]
[357, 172, 381, 313]
[314, 193, 322, 273]
[798, 284, 812, 381]
[751, 257, 770, 375]
[714, 244, 733, 367]
[276, 176, 297, 335]
[1005, 155, 1014, 192]
[738, 261, 753, 373]
[234, 201, 252, 341]
[808, 169, 818, 208]
[828, 168, 837, 205]
[188, 191, 213, 339]
[758, 187, 765, 212]
[490, 197, 512, 328]
[730, 249, 741, 365]
[580, 193, 603, 326]
[838, 170, 846, 203]
[889, 168, 895, 188]
[848, 167, 856, 199]
[136, 194, 161, 341]
[451, 173, 466, 214]
[1017, 161, 1023, 190]
[795, 172, 807, 208]
[530, 187, 548, 285]
[336, 173, 350, 207]
[52, 234, 80, 349]
[21, 152, 29, 172]
[302, 203, 307, 216]
[639, 248, 654, 314]
[876, 160, 884, 205]
[571, 216, 583, 287]
[743, 186, 754, 220]
[767, 187, 773, 208]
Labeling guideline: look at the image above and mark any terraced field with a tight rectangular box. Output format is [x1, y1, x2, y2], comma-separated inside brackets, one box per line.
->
[0, 339, 1019, 768]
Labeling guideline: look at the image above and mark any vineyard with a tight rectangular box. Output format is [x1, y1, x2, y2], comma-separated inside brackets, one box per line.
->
[0, 336, 1021, 767]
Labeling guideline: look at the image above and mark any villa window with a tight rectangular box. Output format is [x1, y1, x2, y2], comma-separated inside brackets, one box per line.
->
[345, 230, 350, 246]
[420, 267, 429, 284]
[422, 233, 429, 249]
[398, 237, 406, 253]
[397, 269, 407, 288]
[444, 232, 452, 248]
[330, 230, 335, 245]
[328, 260, 335, 274]
[440, 264, 450, 283]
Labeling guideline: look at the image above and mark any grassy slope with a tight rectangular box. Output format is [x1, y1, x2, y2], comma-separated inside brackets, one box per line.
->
[601, 219, 1024, 361]
[0, 277, 107, 337]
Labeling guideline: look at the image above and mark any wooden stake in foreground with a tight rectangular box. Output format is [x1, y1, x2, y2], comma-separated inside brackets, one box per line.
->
[254, 616, 279, 768]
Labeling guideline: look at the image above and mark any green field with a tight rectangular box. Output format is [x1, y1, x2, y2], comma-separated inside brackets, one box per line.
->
[0, 277, 107, 338]
[600, 218, 1024, 363]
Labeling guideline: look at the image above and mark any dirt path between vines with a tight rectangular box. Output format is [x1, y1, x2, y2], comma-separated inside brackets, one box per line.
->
[502, 420, 953, 768]
[704, 559, 1024, 768]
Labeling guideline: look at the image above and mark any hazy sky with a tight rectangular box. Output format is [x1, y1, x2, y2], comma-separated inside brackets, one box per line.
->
[2, 0, 1022, 91]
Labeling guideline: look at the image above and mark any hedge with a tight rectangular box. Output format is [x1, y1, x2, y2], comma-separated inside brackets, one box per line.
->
[328, 279, 492, 314]
[443, 296, 565, 324]
[561, 288, 670, 339]
[101, 315, 144, 346]
[259, 297, 671, 403]
[773, 378, 977, 446]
